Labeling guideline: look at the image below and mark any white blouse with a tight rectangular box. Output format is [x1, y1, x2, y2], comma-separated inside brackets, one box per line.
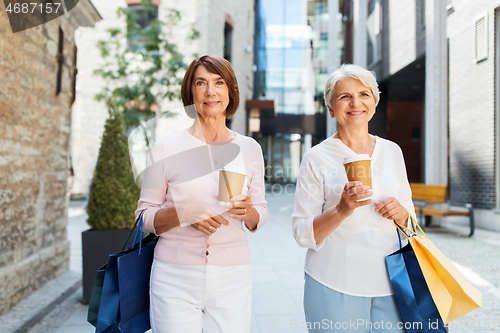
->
[291, 135, 416, 297]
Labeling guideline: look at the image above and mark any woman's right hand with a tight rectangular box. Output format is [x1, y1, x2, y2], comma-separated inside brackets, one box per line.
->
[336, 181, 373, 219]
[176, 206, 229, 235]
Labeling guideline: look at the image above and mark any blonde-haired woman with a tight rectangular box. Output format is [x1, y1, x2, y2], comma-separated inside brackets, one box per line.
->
[292, 64, 416, 332]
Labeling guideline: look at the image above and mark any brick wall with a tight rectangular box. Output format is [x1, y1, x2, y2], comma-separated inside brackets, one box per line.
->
[359, 0, 498, 209]
[447, 0, 500, 208]
[0, 1, 99, 315]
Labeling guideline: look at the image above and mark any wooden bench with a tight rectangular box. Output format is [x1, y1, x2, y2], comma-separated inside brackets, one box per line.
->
[409, 183, 475, 236]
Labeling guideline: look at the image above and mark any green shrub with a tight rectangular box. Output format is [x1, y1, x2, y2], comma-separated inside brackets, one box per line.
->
[86, 111, 140, 230]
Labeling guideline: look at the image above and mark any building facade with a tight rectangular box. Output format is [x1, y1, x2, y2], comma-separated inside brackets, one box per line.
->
[344, 0, 500, 231]
[252, 0, 500, 231]
[71, 0, 255, 195]
[446, 0, 500, 230]
[251, 0, 334, 184]
[0, 1, 100, 315]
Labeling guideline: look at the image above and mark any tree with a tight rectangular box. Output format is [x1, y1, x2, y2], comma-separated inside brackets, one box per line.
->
[86, 111, 140, 230]
[94, 0, 198, 149]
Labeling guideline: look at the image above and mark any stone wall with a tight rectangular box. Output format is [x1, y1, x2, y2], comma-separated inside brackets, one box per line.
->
[0, 1, 100, 315]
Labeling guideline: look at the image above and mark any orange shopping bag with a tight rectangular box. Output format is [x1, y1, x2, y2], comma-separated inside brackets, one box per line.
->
[396, 215, 482, 324]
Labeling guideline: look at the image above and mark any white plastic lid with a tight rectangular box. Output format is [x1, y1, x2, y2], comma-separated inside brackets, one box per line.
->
[220, 163, 246, 175]
[343, 154, 371, 165]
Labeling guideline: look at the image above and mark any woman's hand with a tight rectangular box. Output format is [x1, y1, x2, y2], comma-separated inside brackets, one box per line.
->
[225, 194, 260, 231]
[374, 197, 409, 227]
[190, 214, 229, 235]
[336, 181, 373, 219]
[176, 206, 229, 235]
[312, 181, 372, 245]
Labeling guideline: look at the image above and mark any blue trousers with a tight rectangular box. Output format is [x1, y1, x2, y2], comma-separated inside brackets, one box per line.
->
[303, 273, 406, 333]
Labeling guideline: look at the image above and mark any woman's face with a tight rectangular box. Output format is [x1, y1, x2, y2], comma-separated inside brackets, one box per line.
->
[328, 77, 376, 130]
[191, 65, 230, 120]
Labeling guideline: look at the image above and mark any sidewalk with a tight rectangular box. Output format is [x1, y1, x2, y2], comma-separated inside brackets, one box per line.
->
[1, 188, 500, 332]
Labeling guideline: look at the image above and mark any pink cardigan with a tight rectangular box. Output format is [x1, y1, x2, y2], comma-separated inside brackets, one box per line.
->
[135, 129, 268, 266]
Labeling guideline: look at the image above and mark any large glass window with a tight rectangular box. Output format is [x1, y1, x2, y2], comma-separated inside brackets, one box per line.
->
[253, 0, 338, 184]
[317, 32, 328, 59]
[256, 0, 348, 113]
[256, 0, 320, 115]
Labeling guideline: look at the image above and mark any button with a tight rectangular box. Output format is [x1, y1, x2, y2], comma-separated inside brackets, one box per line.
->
[205, 258, 208, 263]
[206, 244, 210, 248]
[205, 250, 210, 256]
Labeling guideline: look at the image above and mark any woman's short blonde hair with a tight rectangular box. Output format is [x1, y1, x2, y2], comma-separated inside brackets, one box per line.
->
[324, 64, 380, 108]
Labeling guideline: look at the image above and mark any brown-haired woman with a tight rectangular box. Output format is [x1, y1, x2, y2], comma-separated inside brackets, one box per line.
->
[135, 55, 268, 332]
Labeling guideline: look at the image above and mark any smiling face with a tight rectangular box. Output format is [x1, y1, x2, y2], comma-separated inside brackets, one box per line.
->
[191, 65, 230, 120]
[328, 77, 376, 130]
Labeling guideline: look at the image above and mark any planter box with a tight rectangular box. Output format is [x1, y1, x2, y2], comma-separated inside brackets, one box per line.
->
[82, 228, 144, 304]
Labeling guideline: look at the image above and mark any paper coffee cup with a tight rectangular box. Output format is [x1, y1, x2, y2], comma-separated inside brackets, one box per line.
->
[343, 154, 372, 189]
[218, 164, 246, 205]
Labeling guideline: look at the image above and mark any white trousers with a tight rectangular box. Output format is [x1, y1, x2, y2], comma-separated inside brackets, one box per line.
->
[149, 259, 252, 333]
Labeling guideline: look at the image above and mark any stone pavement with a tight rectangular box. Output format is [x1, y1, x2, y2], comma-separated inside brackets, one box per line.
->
[1, 187, 500, 332]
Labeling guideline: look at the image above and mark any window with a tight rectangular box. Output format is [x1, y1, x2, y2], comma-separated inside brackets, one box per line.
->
[317, 32, 328, 59]
[446, 0, 453, 12]
[475, 15, 488, 62]
[418, 0, 425, 28]
[224, 21, 233, 62]
[366, 0, 381, 66]
[127, 2, 159, 47]
[315, 0, 328, 20]
[368, 0, 376, 15]
[56, 27, 64, 96]
[340, 0, 353, 64]
[71, 45, 77, 107]
[315, 1, 328, 15]
[129, 5, 158, 29]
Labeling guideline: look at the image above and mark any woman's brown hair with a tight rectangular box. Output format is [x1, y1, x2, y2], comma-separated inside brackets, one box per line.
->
[181, 55, 240, 119]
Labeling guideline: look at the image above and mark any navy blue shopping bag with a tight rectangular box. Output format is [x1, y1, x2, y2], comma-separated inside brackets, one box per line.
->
[385, 225, 447, 333]
[93, 211, 158, 333]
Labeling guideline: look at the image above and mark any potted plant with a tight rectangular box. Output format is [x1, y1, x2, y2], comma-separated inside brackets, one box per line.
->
[82, 110, 141, 303]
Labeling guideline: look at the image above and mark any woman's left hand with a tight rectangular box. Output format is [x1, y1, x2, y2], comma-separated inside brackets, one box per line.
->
[225, 194, 259, 231]
[374, 197, 409, 227]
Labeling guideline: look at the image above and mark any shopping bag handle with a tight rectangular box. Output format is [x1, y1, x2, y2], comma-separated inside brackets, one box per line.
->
[395, 208, 427, 240]
[131, 212, 145, 255]
[121, 210, 146, 252]
[396, 208, 416, 247]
